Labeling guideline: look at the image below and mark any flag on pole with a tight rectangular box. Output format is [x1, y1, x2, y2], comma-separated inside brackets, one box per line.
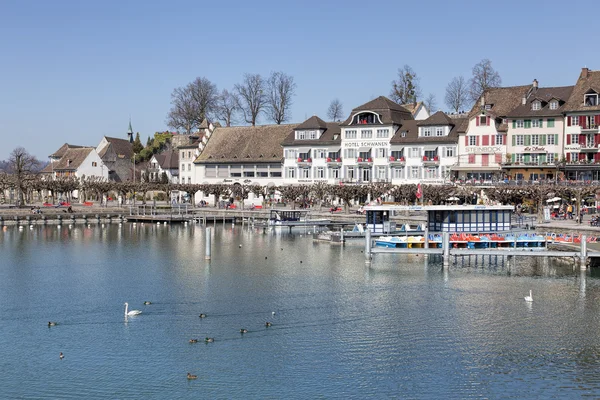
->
[416, 183, 422, 200]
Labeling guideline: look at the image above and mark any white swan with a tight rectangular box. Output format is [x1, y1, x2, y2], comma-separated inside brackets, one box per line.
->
[124, 302, 142, 316]
[524, 290, 533, 302]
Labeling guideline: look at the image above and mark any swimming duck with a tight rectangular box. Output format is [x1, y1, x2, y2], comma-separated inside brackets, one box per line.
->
[189, 339, 198, 343]
[48, 321, 58, 327]
[199, 314, 207, 318]
[265, 322, 272, 327]
[59, 352, 64, 360]
[205, 337, 214, 343]
[187, 372, 197, 380]
[240, 328, 248, 334]
[143, 301, 152, 305]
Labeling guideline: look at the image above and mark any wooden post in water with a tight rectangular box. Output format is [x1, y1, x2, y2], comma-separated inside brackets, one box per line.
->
[340, 228, 344, 243]
[205, 227, 212, 260]
[365, 228, 371, 264]
[423, 227, 429, 258]
[580, 235, 587, 270]
[442, 232, 450, 269]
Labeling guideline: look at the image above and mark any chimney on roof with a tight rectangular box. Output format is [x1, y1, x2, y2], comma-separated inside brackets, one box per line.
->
[533, 79, 538, 88]
[480, 95, 485, 107]
[581, 67, 590, 79]
[522, 95, 527, 105]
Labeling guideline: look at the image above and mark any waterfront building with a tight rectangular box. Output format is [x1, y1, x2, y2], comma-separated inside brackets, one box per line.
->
[339, 96, 413, 183]
[400, 101, 430, 120]
[96, 136, 134, 182]
[41, 143, 107, 180]
[145, 150, 179, 183]
[503, 81, 573, 181]
[562, 68, 600, 180]
[389, 111, 466, 184]
[281, 116, 341, 185]
[454, 85, 531, 182]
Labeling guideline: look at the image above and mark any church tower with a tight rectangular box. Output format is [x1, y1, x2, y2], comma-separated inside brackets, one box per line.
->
[127, 119, 134, 143]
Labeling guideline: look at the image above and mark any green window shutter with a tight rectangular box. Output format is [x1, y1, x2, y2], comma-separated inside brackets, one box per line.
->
[547, 118, 555, 128]
[512, 120, 516, 129]
[554, 153, 558, 162]
[539, 119, 543, 128]
[555, 134, 558, 144]
[512, 135, 516, 146]
[525, 135, 531, 145]
[512, 154, 516, 163]
[541, 135, 546, 145]
[525, 120, 531, 128]
[524, 154, 530, 163]
[540, 154, 546, 163]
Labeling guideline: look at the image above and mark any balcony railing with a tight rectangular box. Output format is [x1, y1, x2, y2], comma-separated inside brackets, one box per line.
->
[389, 156, 405, 165]
[502, 161, 557, 167]
[356, 157, 373, 164]
[582, 123, 599, 131]
[422, 156, 440, 165]
[580, 141, 598, 150]
[326, 157, 342, 164]
[296, 157, 312, 165]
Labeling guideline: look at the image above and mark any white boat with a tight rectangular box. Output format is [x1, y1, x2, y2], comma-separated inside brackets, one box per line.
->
[268, 210, 330, 226]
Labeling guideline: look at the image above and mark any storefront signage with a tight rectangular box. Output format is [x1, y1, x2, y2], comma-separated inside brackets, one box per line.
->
[565, 145, 581, 150]
[523, 146, 546, 152]
[344, 141, 388, 148]
[465, 146, 503, 154]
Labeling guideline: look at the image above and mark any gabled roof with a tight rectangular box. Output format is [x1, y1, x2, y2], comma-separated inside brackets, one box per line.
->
[154, 150, 179, 169]
[199, 119, 209, 129]
[341, 96, 413, 126]
[400, 101, 423, 114]
[507, 86, 574, 118]
[196, 124, 297, 164]
[100, 136, 134, 159]
[390, 117, 466, 144]
[469, 85, 532, 119]
[417, 111, 454, 126]
[50, 143, 89, 158]
[53, 148, 94, 170]
[563, 68, 600, 112]
[282, 119, 341, 146]
[294, 115, 328, 130]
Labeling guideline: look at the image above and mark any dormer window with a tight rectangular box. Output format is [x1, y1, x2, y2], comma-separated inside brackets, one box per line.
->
[435, 127, 444, 136]
[484, 104, 492, 110]
[532, 101, 541, 111]
[549, 100, 558, 110]
[585, 92, 598, 106]
[296, 130, 306, 140]
[422, 128, 432, 137]
[352, 112, 379, 125]
[479, 116, 488, 125]
[401, 131, 406, 137]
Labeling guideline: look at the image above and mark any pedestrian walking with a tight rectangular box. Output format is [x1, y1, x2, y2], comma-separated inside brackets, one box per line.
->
[579, 209, 584, 224]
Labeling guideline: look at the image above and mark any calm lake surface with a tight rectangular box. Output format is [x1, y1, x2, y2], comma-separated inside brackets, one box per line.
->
[2, 222, 600, 399]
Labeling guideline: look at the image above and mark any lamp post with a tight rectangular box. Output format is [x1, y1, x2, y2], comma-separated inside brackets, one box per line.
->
[133, 154, 136, 206]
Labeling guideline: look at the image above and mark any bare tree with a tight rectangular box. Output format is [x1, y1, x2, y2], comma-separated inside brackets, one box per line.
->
[424, 93, 437, 113]
[469, 59, 502, 102]
[445, 76, 469, 113]
[390, 65, 421, 104]
[8, 147, 40, 207]
[265, 71, 296, 124]
[215, 89, 239, 127]
[327, 99, 344, 121]
[234, 73, 266, 126]
[166, 77, 218, 133]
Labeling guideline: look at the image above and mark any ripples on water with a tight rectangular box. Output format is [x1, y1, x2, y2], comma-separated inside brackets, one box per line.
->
[1, 223, 600, 398]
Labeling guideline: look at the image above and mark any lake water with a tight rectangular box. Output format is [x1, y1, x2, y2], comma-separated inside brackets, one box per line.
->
[2, 222, 600, 398]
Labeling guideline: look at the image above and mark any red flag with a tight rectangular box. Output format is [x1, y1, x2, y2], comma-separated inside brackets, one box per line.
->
[416, 183, 422, 199]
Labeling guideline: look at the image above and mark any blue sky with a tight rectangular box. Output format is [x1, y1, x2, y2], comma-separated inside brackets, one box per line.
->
[1, 0, 598, 161]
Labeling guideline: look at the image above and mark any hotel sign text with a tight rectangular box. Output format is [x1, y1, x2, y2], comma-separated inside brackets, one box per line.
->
[465, 146, 503, 154]
[344, 141, 388, 148]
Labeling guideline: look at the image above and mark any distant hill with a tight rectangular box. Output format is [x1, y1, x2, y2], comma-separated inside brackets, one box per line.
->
[0, 159, 48, 173]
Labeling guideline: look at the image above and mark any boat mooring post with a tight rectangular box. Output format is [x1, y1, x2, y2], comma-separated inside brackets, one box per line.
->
[442, 232, 450, 269]
[365, 228, 372, 264]
[205, 227, 212, 260]
[423, 227, 429, 258]
[580, 234, 587, 270]
[340, 228, 344, 243]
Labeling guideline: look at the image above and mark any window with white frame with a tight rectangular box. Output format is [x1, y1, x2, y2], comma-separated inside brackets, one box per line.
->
[205, 166, 216, 177]
[361, 130, 373, 138]
[409, 147, 421, 158]
[296, 131, 306, 140]
[345, 130, 357, 139]
[392, 167, 404, 179]
[423, 128, 432, 137]
[375, 148, 387, 158]
[346, 166, 355, 180]
[468, 136, 477, 146]
[401, 131, 406, 137]
[585, 93, 598, 106]
[445, 146, 456, 157]
[532, 101, 541, 110]
[516, 120, 524, 128]
[330, 168, 340, 179]
[496, 134, 504, 145]
[531, 154, 539, 164]
[479, 116, 487, 125]
[309, 130, 318, 139]
[377, 166, 386, 180]
[314, 149, 326, 159]
[435, 127, 444, 136]
[547, 134, 556, 145]
[547, 153, 555, 163]
[531, 135, 539, 145]
[571, 134, 579, 144]
[569, 152, 578, 161]
[411, 166, 419, 179]
[515, 154, 524, 163]
[344, 148, 356, 159]
[284, 149, 297, 159]
[516, 135, 524, 146]
[549, 100, 558, 110]
[286, 167, 295, 178]
[571, 116, 579, 126]
[316, 167, 324, 179]
[301, 168, 310, 178]
[376, 129, 389, 138]
[425, 167, 437, 179]
[532, 119, 540, 128]
[188, 177, 191, 184]
[188, 164, 191, 171]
